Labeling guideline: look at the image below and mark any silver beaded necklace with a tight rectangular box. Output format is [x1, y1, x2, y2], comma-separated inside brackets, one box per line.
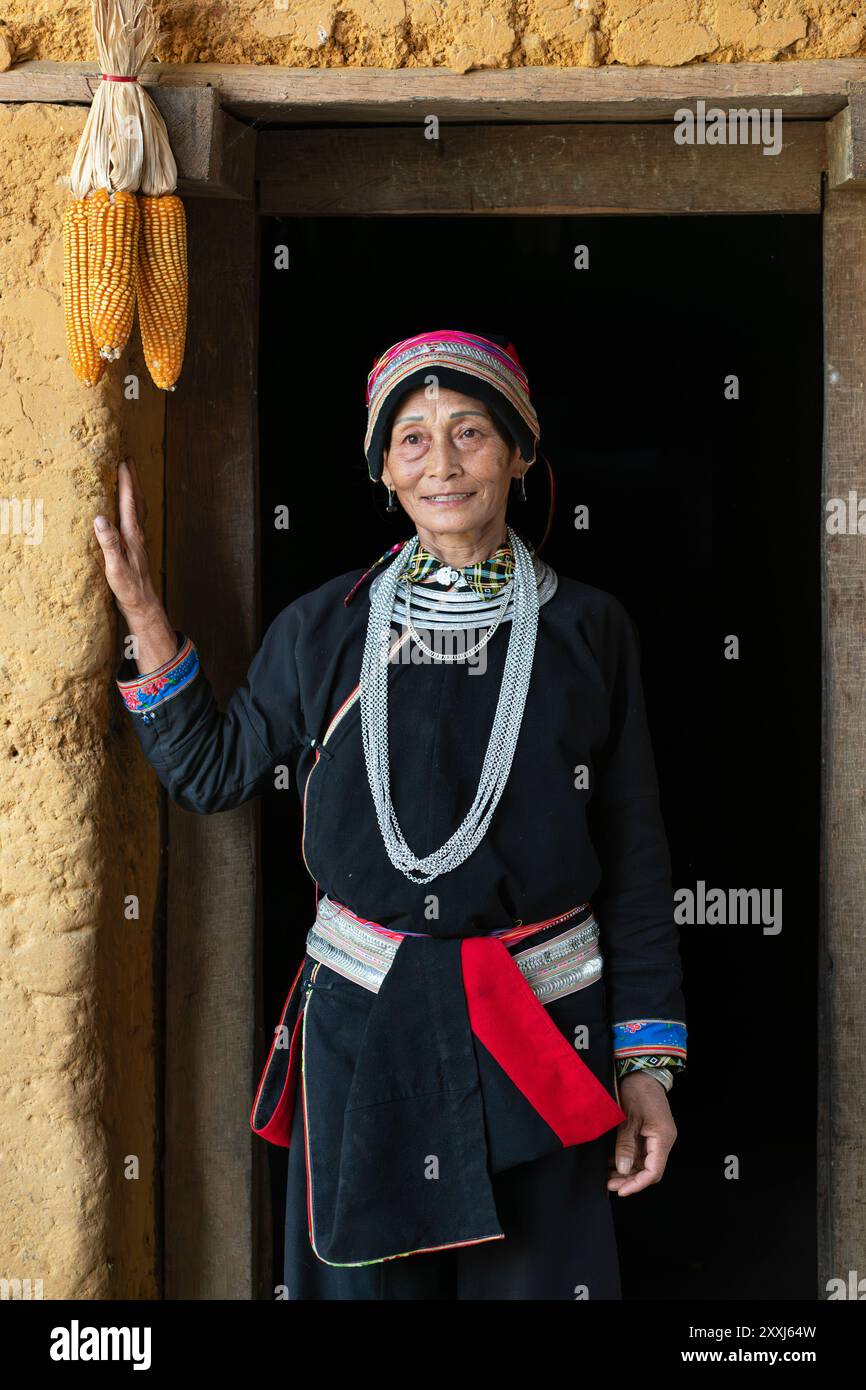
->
[360, 525, 541, 884]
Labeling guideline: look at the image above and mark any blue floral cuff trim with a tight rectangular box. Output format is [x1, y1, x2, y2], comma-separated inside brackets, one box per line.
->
[116, 636, 200, 720]
[612, 1018, 687, 1062]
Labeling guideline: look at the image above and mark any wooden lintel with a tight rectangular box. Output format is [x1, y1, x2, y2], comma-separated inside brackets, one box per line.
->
[826, 82, 866, 189]
[3, 59, 866, 124]
[256, 122, 826, 217]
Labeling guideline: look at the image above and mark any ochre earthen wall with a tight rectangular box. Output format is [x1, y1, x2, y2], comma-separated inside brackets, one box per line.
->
[1, 1, 866, 72]
[0, 105, 163, 1299]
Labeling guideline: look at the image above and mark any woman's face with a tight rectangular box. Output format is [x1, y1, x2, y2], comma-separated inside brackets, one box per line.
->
[381, 386, 526, 548]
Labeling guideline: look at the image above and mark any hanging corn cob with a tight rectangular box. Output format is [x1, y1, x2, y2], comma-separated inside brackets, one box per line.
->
[87, 187, 140, 361]
[63, 0, 187, 391]
[62, 198, 105, 386]
[137, 194, 187, 391]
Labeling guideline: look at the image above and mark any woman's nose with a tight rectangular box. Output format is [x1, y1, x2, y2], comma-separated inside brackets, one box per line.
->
[424, 434, 458, 476]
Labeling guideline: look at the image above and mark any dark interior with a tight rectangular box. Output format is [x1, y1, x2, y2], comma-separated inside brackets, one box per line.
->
[257, 212, 822, 1299]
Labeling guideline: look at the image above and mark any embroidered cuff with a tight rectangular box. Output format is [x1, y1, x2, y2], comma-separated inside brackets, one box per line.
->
[613, 1018, 687, 1065]
[116, 635, 200, 718]
[616, 1055, 685, 1079]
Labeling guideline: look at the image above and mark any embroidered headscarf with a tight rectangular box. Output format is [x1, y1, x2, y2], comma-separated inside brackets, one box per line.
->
[364, 329, 541, 482]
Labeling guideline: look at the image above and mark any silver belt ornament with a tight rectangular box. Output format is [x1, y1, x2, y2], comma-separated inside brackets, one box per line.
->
[306, 894, 604, 1006]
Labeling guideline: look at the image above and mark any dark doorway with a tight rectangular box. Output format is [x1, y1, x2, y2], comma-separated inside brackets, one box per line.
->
[256, 213, 822, 1299]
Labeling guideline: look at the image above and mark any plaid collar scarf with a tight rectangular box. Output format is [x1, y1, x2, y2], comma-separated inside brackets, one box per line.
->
[404, 540, 515, 598]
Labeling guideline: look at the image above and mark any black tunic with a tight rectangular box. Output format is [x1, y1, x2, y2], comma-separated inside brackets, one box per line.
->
[117, 557, 687, 1299]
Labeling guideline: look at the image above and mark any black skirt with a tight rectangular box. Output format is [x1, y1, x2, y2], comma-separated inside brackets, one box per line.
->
[283, 1066, 623, 1302]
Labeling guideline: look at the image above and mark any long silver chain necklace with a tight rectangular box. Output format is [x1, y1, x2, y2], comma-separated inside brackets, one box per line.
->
[360, 525, 540, 884]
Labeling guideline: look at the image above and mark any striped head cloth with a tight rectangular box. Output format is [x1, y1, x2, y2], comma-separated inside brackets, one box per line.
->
[364, 329, 541, 482]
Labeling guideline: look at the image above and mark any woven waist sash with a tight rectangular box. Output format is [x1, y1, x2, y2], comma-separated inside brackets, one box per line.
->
[250, 895, 626, 1267]
[306, 893, 604, 1002]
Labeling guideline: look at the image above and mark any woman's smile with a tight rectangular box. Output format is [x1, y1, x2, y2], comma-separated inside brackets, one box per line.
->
[420, 490, 476, 507]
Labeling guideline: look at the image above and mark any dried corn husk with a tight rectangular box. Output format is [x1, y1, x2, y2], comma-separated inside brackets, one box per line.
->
[70, 0, 177, 199]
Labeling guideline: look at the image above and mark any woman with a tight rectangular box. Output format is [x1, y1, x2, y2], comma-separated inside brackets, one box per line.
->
[95, 329, 687, 1301]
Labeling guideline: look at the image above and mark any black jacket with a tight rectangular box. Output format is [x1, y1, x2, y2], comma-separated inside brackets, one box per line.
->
[118, 563, 686, 1030]
[117, 559, 687, 1264]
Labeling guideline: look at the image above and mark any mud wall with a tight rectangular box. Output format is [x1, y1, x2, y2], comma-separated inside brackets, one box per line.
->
[0, 104, 163, 1299]
[2, 1, 866, 73]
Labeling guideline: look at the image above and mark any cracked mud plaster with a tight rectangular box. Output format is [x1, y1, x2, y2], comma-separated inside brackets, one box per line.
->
[1, 1, 865, 71]
[0, 104, 163, 1298]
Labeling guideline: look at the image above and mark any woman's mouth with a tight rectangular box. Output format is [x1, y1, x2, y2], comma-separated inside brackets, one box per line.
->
[421, 492, 475, 506]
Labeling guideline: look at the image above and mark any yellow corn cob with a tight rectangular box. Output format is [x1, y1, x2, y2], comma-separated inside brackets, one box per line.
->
[137, 194, 187, 391]
[87, 188, 140, 361]
[62, 198, 105, 386]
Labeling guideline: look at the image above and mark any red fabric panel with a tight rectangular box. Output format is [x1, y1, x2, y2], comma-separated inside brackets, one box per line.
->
[461, 936, 626, 1145]
[249, 959, 306, 1146]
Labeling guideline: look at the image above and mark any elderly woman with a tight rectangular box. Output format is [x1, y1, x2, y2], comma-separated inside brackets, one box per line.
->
[95, 329, 687, 1302]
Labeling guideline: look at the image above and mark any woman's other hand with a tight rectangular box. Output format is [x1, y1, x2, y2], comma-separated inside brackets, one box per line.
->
[607, 1072, 678, 1196]
[93, 458, 179, 672]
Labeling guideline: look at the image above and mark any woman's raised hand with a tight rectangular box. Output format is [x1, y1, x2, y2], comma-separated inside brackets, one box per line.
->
[94, 458, 179, 673]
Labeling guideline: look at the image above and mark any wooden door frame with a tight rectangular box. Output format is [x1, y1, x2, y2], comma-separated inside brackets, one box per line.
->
[4, 57, 859, 1299]
[162, 197, 264, 1299]
[173, 98, 865, 1304]
[171, 106, 864, 1300]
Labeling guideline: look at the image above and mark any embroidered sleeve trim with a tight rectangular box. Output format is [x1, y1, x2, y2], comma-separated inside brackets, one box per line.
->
[616, 1055, 685, 1077]
[612, 1018, 687, 1061]
[116, 636, 200, 716]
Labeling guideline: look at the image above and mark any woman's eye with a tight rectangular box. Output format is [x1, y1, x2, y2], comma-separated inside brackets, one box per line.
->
[402, 433, 421, 446]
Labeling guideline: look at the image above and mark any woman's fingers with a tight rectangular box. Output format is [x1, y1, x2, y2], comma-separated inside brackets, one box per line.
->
[93, 509, 144, 614]
[606, 1139, 675, 1195]
[607, 1083, 677, 1197]
[117, 458, 142, 540]
[93, 514, 130, 590]
[607, 1131, 671, 1196]
[126, 456, 149, 529]
[608, 1167, 657, 1197]
[641, 1130, 672, 1179]
[94, 460, 159, 616]
[612, 1110, 641, 1175]
[93, 513, 124, 559]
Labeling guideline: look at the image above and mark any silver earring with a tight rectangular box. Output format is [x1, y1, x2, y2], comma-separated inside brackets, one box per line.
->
[519, 471, 527, 502]
[386, 485, 398, 513]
